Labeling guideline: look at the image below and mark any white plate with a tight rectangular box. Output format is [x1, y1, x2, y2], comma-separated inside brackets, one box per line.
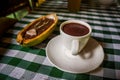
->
[46, 35, 104, 73]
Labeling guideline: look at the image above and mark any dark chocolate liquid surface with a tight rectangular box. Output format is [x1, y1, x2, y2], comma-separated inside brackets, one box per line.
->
[63, 23, 89, 36]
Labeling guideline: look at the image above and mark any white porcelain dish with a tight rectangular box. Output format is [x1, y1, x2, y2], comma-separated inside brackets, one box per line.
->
[46, 35, 104, 73]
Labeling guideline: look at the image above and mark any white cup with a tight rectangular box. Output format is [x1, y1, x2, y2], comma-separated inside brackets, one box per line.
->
[60, 20, 92, 55]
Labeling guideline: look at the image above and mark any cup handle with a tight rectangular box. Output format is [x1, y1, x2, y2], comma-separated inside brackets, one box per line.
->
[71, 40, 79, 55]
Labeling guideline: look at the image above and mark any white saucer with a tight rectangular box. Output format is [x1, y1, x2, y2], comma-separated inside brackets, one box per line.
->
[46, 35, 104, 73]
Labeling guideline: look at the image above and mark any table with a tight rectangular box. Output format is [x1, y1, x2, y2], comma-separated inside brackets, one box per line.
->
[0, 0, 120, 80]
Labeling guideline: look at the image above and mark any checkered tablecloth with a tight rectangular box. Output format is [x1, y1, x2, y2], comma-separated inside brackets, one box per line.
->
[0, 0, 120, 80]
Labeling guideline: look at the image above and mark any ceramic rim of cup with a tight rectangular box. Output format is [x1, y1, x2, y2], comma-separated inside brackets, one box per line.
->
[60, 20, 92, 38]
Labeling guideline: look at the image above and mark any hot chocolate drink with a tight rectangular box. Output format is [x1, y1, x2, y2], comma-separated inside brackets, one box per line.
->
[62, 23, 89, 36]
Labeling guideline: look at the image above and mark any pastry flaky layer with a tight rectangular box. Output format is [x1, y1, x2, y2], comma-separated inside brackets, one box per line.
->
[16, 13, 58, 46]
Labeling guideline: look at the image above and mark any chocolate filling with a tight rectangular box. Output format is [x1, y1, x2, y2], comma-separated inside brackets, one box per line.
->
[21, 18, 54, 40]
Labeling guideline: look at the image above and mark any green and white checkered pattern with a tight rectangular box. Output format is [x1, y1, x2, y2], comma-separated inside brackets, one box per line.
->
[0, 0, 120, 80]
